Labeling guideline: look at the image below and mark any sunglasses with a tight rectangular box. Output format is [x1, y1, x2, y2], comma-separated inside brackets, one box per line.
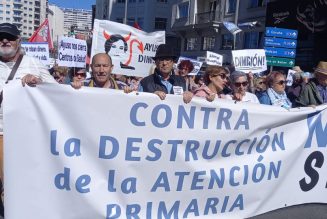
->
[74, 72, 86, 77]
[213, 74, 227, 80]
[275, 80, 286, 85]
[0, 34, 18, 41]
[234, 81, 249, 87]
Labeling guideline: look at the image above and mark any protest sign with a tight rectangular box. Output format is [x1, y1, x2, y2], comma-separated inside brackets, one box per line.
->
[4, 82, 327, 218]
[206, 51, 223, 66]
[21, 42, 50, 66]
[92, 19, 165, 77]
[232, 49, 267, 73]
[176, 56, 203, 75]
[57, 37, 87, 68]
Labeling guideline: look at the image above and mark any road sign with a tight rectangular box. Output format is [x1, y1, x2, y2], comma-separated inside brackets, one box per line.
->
[264, 47, 296, 58]
[264, 37, 297, 49]
[265, 27, 298, 39]
[266, 57, 295, 68]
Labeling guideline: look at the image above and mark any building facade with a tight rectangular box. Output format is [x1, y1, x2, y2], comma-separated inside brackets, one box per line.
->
[62, 8, 92, 37]
[95, 0, 180, 52]
[0, 0, 48, 40]
[48, 4, 65, 42]
[171, 0, 267, 64]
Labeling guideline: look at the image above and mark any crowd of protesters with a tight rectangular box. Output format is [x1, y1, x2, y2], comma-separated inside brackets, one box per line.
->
[1, 22, 327, 217]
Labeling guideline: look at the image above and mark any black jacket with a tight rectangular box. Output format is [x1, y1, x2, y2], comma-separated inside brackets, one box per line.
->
[140, 69, 186, 94]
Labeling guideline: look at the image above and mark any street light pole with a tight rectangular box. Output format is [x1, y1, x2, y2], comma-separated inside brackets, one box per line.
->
[233, 0, 240, 49]
[124, 0, 128, 24]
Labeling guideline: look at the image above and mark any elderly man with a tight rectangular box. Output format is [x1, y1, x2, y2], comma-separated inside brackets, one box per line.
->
[0, 22, 56, 216]
[138, 44, 193, 103]
[71, 53, 118, 89]
[296, 61, 327, 106]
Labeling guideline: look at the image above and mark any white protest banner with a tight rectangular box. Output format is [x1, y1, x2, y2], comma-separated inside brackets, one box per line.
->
[206, 51, 223, 66]
[21, 42, 50, 66]
[92, 19, 165, 77]
[57, 36, 87, 68]
[4, 82, 327, 218]
[176, 56, 203, 75]
[286, 69, 297, 86]
[232, 49, 267, 73]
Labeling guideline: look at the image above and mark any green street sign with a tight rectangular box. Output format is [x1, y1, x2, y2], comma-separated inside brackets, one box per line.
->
[266, 57, 295, 68]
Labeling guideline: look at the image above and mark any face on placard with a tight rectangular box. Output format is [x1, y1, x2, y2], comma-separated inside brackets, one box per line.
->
[155, 57, 174, 77]
[110, 40, 125, 57]
[0, 33, 20, 60]
[272, 74, 286, 93]
[91, 54, 114, 86]
[232, 76, 248, 95]
[178, 66, 190, 77]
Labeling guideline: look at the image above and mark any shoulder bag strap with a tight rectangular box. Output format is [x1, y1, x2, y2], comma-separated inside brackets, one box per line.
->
[0, 54, 24, 105]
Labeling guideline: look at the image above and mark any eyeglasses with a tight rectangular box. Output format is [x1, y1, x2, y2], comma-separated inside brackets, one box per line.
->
[275, 80, 286, 85]
[0, 34, 18, 41]
[234, 81, 249, 87]
[213, 74, 227, 80]
[74, 72, 86, 77]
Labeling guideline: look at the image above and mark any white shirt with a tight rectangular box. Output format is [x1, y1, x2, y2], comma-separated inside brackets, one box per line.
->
[225, 92, 260, 104]
[0, 55, 56, 133]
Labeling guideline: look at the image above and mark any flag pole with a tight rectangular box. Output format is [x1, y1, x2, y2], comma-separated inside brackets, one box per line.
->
[233, 0, 240, 49]
[124, 1, 128, 24]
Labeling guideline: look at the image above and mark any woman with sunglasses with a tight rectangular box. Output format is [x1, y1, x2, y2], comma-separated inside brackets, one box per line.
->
[225, 71, 260, 103]
[193, 65, 228, 101]
[258, 71, 292, 109]
[69, 67, 87, 88]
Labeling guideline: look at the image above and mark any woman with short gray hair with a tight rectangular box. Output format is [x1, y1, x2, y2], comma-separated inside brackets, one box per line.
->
[225, 71, 259, 103]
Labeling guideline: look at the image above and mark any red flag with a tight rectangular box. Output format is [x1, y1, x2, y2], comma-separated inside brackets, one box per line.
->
[133, 22, 141, 30]
[29, 19, 53, 50]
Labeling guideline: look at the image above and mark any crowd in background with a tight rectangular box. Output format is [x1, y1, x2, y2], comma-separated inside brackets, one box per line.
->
[49, 51, 327, 110]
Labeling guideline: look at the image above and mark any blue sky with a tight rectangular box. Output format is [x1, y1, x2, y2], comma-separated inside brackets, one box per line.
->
[49, 0, 95, 10]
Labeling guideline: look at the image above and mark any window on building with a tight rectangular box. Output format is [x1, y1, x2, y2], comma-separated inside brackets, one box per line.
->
[137, 17, 144, 29]
[6, 11, 10, 14]
[116, 18, 123, 23]
[127, 17, 135, 26]
[117, 0, 125, 3]
[139, 0, 144, 2]
[157, 0, 167, 3]
[202, 37, 215, 51]
[6, 18, 10, 21]
[6, 5, 10, 8]
[0, 18, 2, 21]
[249, 0, 265, 8]
[178, 2, 189, 19]
[129, 0, 136, 2]
[0, 11, 3, 14]
[244, 32, 263, 49]
[226, 0, 236, 13]
[154, 17, 167, 30]
[221, 34, 233, 50]
[0, 4, 2, 8]
[185, 37, 200, 51]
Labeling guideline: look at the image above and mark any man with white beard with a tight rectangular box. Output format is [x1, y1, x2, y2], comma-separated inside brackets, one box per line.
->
[0, 23, 56, 217]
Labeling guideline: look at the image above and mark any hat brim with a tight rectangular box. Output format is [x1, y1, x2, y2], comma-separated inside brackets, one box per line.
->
[315, 68, 327, 75]
[152, 56, 178, 61]
[0, 30, 19, 37]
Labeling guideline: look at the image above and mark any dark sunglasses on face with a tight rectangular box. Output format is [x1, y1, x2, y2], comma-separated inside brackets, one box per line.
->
[234, 81, 249, 87]
[74, 72, 86, 77]
[0, 34, 18, 41]
[275, 80, 286, 85]
[213, 74, 227, 80]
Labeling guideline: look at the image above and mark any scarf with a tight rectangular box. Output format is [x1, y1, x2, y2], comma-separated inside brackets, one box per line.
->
[267, 88, 292, 109]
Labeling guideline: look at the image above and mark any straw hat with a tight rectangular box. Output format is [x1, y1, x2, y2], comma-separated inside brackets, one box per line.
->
[314, 61, 327, 75]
